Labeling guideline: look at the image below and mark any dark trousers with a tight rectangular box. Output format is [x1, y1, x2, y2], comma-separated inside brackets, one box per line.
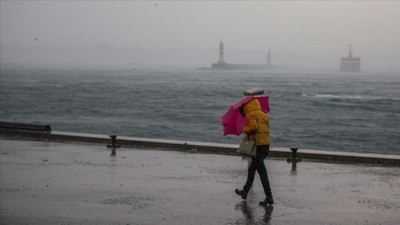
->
[243, 145, 273, 198]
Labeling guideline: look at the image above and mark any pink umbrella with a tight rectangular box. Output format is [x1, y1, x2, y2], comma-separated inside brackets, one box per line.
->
[221, 96, 270, 136]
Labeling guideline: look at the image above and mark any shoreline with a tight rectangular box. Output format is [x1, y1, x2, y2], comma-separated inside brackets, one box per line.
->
[1, 129, 399, 167]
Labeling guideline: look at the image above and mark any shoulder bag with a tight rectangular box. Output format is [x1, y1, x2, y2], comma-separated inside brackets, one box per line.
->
[237, 116, 258, 157]
[237, 134, 256, 157]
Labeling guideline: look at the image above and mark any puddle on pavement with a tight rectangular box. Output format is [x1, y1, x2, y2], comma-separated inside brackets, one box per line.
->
[234, 201, 274, 225]
[98, 195, 161, 209]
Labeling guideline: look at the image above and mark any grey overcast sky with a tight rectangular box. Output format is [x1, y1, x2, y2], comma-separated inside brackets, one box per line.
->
[1, 1, 399, 71]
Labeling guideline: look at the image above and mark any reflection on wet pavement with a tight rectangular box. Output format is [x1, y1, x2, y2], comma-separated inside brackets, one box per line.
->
[235, 201, 274, 225]
[1, 139, 399, 225]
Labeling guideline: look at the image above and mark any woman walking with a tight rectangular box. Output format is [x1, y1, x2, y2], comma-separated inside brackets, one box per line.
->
[235, 98, 274, 206]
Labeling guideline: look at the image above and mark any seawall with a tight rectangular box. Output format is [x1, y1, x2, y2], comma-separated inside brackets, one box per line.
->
[1, 129, 399, 167]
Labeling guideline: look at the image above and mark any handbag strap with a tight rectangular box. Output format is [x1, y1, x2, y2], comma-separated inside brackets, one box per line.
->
[254, 115, 258, 145]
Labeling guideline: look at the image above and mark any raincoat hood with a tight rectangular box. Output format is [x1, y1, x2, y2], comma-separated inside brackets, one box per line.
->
[243, 98, 262, 115]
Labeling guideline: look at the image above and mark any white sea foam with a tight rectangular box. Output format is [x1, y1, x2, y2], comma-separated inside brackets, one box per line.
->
[314, 94, 400, 101]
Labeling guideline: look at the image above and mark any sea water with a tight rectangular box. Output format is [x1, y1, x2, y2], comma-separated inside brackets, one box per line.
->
[1, 67, 399, 155]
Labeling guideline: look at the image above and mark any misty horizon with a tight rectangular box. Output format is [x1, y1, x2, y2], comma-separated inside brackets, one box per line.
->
[1, 1, 399, 72]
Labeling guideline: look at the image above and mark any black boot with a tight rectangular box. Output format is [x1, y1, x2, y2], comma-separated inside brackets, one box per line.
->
[235, 189, 248, 200]
[259, 197, 274, 206]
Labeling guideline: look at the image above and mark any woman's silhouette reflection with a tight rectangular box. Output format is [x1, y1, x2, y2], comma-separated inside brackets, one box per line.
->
[262, 205, 274, 224]
[235, 201, 274, 224]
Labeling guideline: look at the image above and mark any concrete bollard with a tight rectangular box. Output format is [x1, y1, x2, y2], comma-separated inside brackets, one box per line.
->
[107, 135, 121, 156]
[287, 148, 301, 173]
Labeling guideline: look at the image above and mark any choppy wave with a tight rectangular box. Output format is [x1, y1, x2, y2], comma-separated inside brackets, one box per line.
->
[1, 67, 399, 155]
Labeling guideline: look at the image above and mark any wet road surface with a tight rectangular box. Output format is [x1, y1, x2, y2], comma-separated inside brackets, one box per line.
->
[1, 139, 399, 225]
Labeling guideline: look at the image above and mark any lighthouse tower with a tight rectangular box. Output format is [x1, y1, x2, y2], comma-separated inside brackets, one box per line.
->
[217, 41, 225, 64]
[267, 49, 271, 66]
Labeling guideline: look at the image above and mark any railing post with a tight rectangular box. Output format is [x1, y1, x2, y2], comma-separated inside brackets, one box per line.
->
[107, 135, 121, 156]
[287, 148, 301, 173]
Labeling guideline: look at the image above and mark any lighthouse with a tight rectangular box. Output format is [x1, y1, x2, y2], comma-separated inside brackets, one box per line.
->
[218, 41, 225, 64]
[267, 49, 271, 66]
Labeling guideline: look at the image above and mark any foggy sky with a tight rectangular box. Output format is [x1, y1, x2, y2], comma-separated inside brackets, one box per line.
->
[1, 1, 399, 72]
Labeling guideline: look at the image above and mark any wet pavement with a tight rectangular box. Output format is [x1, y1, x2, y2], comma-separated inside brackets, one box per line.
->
[1, 139, 400, 225]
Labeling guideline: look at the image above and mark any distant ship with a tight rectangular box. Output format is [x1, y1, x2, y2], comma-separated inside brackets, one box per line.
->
[340, 45, 361, 72]
[210, 41, 282, 70]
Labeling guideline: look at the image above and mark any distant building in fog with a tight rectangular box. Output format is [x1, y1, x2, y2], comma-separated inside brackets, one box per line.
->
[340, 45, 361, 72]
[210, 41, 282, 70]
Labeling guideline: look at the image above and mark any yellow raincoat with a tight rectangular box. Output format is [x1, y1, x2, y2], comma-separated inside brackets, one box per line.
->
[242, 98, 271, 145]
